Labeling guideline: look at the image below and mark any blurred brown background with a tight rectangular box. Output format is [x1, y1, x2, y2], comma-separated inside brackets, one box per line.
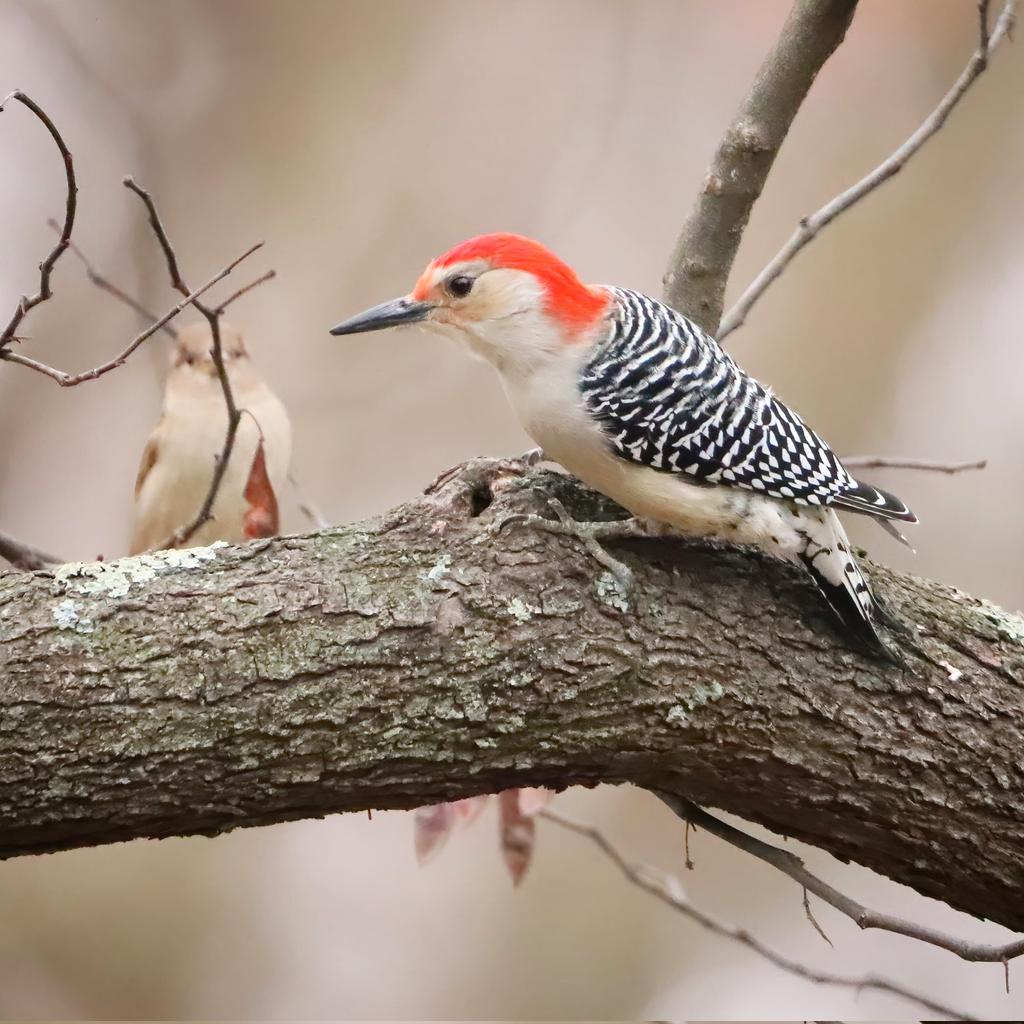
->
[0, 0, 1021, 1018]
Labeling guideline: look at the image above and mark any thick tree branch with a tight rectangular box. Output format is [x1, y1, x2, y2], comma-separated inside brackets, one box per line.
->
[1, 461, 1022, 939]
[662, 0, 859, 331]
[540, 808, 972, 1021]
[717, 0, 1017, 340]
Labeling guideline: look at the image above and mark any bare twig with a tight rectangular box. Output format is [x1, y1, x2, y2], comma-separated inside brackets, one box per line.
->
[18, 173, 270, 545]
[842, 455, 987, 475]
[0, 91, 77, 349]
[980, 0, 994, 52]
[0, 244, 261, 385]
[539, 808, 973, 1021]
[289, 474, 331, 531]
[215, 270, 277, 314]
[49, 218, 178, 339]
[160, 315, 243, 549]
[803, 886, 835, 947]
[657, 793, 1024, 965]
[0, 531, 61, 571]
[55, 210, 274, 334]
[122, 176, 189, 297]
[662, 0, 859, 332]
[121, 177, 255, 550]
[718, 0, 1018, 340]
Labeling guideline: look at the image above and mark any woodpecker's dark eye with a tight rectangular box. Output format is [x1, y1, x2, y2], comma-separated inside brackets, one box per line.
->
[446, 275, 474, 298]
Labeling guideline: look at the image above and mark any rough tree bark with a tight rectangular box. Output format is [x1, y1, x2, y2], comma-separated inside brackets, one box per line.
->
[2, 460, 1022, 932]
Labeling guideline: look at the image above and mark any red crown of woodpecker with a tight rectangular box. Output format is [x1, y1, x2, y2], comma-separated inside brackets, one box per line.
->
[417, 232, 609, 332]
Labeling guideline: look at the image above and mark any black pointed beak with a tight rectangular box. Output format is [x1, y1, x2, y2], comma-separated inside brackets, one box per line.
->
[329, 297, 434, 336]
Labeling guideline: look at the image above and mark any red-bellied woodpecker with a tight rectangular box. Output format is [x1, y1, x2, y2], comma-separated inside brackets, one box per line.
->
[330, 233, 916, 652]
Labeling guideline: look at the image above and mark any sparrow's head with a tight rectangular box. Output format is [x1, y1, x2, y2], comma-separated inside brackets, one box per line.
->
[172, 321, 249, 375]
[330, 233, 610, 368]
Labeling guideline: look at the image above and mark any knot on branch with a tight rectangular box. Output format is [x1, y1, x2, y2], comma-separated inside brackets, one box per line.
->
[729, 119, 774, 156]
[701, 172, 728, 196]
[419, 457, 630, 534]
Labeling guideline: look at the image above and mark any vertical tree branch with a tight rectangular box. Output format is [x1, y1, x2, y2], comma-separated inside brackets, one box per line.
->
[662, 0, 859, 332]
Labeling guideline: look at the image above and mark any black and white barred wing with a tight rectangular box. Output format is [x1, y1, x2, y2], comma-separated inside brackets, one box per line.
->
[579, 288, 915, 522]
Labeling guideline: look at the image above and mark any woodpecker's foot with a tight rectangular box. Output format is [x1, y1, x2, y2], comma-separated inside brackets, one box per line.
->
[518, 446, 548, 468]
[489, 497, 646, 597]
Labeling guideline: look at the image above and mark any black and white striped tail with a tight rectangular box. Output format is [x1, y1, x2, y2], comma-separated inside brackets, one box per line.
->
[799, 509, 890, 654]
[833, 481, 917, 523]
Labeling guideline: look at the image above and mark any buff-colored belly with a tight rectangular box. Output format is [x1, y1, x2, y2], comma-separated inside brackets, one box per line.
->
[549, 430, 742, 534]
[512, 383, 735, 537]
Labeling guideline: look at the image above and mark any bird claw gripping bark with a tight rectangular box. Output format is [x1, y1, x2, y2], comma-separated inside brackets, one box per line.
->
[518, 446, 547, 468]
[488, 496, 645, 599]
